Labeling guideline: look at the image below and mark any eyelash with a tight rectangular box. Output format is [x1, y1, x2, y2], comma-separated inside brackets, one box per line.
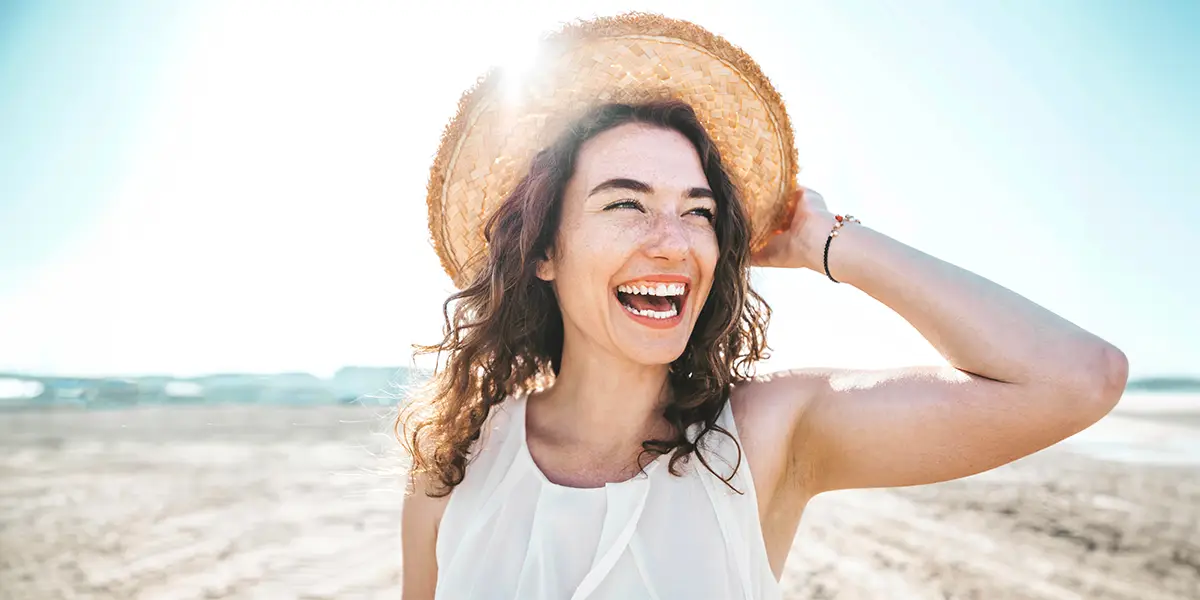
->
[604, 200, 716, 223]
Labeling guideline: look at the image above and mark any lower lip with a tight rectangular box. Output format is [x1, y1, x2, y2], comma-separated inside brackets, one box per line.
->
[616, 294, 687, 330]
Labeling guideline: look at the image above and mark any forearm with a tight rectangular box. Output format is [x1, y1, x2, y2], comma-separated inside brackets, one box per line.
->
[815, 218, 1125, 391]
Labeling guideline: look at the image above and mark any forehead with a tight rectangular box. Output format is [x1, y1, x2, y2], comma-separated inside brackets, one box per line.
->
[572, 123, 707, 191]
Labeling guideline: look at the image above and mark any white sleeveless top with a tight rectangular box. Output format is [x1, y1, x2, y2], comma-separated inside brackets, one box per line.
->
[434, 394, 781, 600]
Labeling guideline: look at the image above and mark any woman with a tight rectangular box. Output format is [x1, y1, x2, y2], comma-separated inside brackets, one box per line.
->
[399, 14, 1127, 600]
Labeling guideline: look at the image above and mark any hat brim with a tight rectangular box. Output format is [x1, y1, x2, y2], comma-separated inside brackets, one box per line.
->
[427, 12, 800, 289]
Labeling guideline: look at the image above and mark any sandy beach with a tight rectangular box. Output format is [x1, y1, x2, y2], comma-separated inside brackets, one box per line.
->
[1, 404, 1197, 600]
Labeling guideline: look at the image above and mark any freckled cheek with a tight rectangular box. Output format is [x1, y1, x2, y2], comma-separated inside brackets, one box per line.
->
[559, 221, 717, 278]
[572, 223, 644, 263]
[553, 225, 635, 307]
[690, 229, 720, 276]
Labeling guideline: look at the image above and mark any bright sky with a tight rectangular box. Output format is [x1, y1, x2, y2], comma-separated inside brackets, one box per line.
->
[1, 0, 1196, 378]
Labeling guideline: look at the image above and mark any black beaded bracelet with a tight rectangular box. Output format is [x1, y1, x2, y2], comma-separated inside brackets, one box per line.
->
[822, 233, 839, 283]
[822, 214, 860, 283]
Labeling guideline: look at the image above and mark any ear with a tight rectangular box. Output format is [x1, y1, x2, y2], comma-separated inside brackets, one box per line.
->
[536, 254, 556, 282]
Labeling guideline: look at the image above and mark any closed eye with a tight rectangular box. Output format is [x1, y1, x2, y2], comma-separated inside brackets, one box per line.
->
[603, 199, 646, 212]
[687, 207, 716, 223]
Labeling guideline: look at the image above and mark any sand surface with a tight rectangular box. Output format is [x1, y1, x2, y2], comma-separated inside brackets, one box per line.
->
[1, 404, 1197, 599]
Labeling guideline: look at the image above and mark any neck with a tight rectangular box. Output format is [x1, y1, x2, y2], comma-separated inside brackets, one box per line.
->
[531, 336, 672, 455]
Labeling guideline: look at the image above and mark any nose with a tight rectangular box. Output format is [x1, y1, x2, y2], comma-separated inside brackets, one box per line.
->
[643, 213, 690, 262]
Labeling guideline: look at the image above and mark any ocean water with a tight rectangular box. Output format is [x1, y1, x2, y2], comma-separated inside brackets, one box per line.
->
[3, 377, 1197, 465]
[1062, 392, 1200, 465]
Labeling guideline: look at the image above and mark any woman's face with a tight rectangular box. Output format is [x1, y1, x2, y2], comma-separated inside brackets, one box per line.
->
[539, 123, 719, 366]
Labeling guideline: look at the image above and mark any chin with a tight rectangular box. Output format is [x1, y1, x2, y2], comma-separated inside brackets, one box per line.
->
[629, 348, 687, 367]
[613, 331, 692, 367]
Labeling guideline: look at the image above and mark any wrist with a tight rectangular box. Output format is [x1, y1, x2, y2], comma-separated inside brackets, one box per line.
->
[799, 211, 837, 270]
[819, 214, 865, 283]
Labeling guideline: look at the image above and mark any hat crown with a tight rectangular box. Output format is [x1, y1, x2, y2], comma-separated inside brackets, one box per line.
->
[427, 13, 799, 288]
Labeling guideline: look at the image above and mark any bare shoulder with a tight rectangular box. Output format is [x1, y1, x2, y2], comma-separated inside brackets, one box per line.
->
[403, 469, 452, 521]
[730, 369, 829, 456]
[401, 469, 451, 600]
[727, 370, 829, 574]
[728, 370, 827, 506]
[730, 369, 827, 430]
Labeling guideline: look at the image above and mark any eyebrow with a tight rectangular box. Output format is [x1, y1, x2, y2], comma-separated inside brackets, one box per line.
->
[587, 178, 714, 200]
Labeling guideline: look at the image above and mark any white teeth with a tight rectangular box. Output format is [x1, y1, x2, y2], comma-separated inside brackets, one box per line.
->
[616, 282, 687, 297]
[621, 303, 679, 319]
[616, 282, 684, 321]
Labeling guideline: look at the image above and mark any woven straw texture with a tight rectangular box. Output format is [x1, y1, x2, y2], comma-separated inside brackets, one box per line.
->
[427, 13, 799, 288]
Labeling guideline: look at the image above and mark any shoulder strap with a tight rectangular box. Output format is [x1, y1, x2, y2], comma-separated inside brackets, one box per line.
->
[435, 395, 528, 574]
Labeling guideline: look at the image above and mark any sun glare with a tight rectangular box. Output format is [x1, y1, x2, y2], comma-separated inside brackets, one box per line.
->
[496, 36, 544, 106]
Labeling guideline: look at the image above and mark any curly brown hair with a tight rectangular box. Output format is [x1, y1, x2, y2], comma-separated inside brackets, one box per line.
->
[397, 100, 771, 496]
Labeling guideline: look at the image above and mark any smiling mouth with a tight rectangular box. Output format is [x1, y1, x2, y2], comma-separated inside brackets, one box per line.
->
[614, 282, 688, 320]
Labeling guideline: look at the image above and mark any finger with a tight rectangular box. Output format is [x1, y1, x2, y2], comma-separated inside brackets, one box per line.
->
[783, 189, 807, 229]
[802, 188, 828, 214]
[751, 235, 784, 263]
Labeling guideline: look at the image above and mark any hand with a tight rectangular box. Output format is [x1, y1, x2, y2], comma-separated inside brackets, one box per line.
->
[751, 187, 837, 270]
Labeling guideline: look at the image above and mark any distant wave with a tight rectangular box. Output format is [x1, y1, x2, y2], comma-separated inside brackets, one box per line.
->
[1124, 377, 1200, 393]
[0, 367, 430, 409]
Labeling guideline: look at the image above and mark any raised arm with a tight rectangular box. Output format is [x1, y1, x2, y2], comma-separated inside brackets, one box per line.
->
[748, 189, 1127, 495]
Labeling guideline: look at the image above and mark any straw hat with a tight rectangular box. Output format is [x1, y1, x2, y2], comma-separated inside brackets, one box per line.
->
[427, 12, 800, 288]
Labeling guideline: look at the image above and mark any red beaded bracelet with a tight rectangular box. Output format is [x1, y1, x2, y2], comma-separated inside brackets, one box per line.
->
[823, 214, 860, 283]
